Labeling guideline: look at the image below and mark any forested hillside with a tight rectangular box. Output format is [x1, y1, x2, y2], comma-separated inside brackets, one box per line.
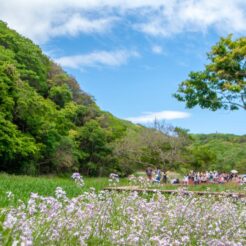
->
[0, 21, 245, 176]
[189, 134, 246, 173]
[0, 21, 142, 175]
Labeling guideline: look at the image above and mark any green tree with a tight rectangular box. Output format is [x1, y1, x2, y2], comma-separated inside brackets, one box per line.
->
[0, 114, 39, 173]
[187, 146, 217, 171]
[234, 159, 246, 173]
[175, 35, 246, 111]
[189, 133, 246, 172]
[76, 120, 112, 176]
[48, 84, 72, 108]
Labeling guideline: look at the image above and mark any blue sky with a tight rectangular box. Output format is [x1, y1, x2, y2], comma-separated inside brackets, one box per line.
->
[0, 0, 245, 134]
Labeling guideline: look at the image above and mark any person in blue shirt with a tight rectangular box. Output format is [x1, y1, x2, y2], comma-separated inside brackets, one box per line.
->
[155, 168, 162, 183]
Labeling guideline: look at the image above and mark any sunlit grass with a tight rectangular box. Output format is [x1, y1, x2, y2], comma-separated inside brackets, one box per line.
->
[115, 177, 246, 193]
[1, 186, 245, 245]
[0, 173, 109, 207]
[0, 173, 245, 245]
[0, 173, 245, 208]
[154, 183, 246, 193]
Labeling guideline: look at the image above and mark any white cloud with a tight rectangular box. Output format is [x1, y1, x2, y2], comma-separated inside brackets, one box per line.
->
[126, 111, 191, 123]
[51, 14, 117, 37]
[55, 50, 139, 69]
[0, 1, 117, 43]
[151, 45, 163, 55]
[135, 0, 246, 37]
[0, 0, 245, 43]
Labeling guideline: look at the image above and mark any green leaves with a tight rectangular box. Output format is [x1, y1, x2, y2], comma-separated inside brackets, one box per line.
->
[48, 84, 72, 108]
[175, 35, 246, 111]
[0, 21, 50, 94]
[0, 19, 136, 175]
[76, 120, 113, 176]
[188, 134, 246, 173]
[0, 114, 39, 163]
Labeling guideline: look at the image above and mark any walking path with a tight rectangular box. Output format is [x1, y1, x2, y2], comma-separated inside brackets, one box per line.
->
[104, 186, 246, 198]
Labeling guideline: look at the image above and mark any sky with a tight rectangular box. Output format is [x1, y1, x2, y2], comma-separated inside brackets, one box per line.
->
[0, 0, 245, 134]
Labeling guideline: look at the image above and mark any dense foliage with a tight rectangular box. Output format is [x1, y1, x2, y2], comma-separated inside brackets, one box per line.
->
[0, 21, 140, 176]
[188, 134, 246, 173]
[175, 35, 246, 111]
[173, 34, 246, 173]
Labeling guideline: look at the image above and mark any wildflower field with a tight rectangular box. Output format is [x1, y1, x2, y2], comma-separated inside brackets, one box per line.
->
[0, 174, 246, 245]
[0, 174, 109, 207]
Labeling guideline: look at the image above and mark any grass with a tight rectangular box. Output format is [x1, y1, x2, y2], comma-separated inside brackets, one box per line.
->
[151, 182, 246, 193]
[0, 173, 109, 207]
[0, 173, 245, 208]
[120, 180, 246, 192]
[120, 172, 246, 193]
[0, 173, 245, 245]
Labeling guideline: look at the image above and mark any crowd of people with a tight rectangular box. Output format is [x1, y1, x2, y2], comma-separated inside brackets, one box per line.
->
[145, 168, 246, 185]
[145, 167, 168, 183]
[183, 171, 244, 185]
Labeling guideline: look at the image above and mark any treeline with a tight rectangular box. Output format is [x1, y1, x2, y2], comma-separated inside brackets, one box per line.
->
[188, 134, 246, 173]
[0, 21, 245, 176]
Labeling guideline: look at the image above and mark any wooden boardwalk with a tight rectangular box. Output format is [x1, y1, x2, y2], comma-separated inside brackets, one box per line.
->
[104, 186, 246, 198]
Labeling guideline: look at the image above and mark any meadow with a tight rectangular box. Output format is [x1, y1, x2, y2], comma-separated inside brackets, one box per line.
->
[122, 180, 246, 193]
[0, 173, 245, 207]
[0, 173, 245, 245]
[0, 173, 110, 208]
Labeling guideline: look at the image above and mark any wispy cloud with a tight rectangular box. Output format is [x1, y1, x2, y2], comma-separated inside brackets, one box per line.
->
[0, 2, 117, 43]
[55, 50, 139, 69]
[51, 14, 117, 37]
[126, 111, 191, 123]
[0, 0, 245, 43]
[135, 0, 246, 37]
[151, 45, 163, 55]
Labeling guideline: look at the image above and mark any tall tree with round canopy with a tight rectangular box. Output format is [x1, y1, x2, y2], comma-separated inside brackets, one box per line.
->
[175, 35, 246, 111]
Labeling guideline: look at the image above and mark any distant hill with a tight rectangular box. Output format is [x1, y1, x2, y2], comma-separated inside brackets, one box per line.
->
[0, 20, 140, 176]
[189, 134, 246, 173]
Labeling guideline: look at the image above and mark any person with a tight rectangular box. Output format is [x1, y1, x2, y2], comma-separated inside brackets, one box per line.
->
[171, 178, 180, 184]
[228, 173, 233, 181]
[194, 174, 199, 185]
[209, 172, 213, 183]
[188, 172, 194, 185]
[183, 175, 189, 185]
[146, 167, 153, 181]
[201, 174, 207, 183]
[154, 168, 162, 183]
[162, 171, 167, 183]
[218, 175, 224, 184]
[242, 175, 246, 184]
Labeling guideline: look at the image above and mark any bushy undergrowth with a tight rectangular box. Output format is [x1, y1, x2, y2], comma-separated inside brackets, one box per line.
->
[0, 177, 245, 245]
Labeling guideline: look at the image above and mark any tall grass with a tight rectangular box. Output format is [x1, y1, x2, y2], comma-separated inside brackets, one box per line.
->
[0, 173, 108, 207]
[0, 173, 245, 208]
